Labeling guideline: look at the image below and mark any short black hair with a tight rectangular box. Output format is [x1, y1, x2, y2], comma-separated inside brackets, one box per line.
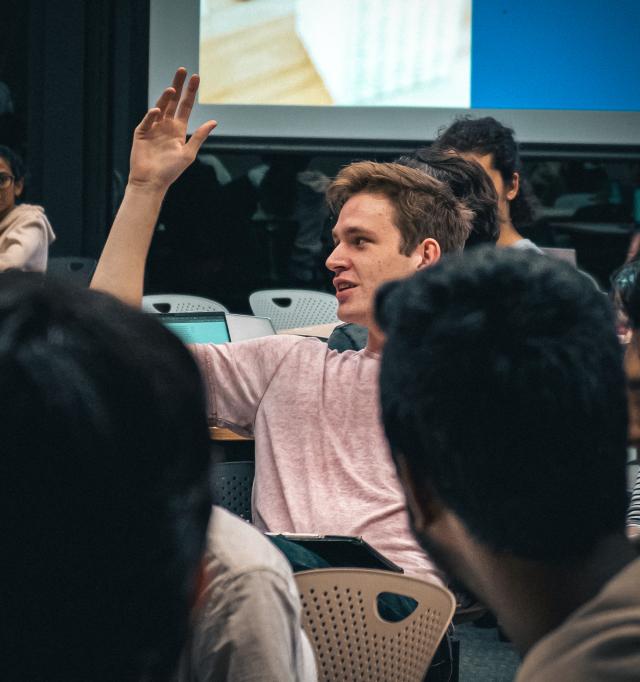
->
[377, 248, 628, 561]
[433, 116, 535, 228]
[0, 144, 26, 182]
[610, 258, 640, 329]
[397, 149, 499, 247]
[1, 273, 212, 681]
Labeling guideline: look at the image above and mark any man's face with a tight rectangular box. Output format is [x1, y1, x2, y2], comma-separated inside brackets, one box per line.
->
[325, 192, 426, 329]
[461, 152, 517, 226]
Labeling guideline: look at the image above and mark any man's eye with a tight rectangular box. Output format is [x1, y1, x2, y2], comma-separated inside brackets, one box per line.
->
[355, 238, 367, 246]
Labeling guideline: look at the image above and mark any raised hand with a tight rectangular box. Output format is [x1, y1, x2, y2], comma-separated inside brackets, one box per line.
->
[129, 68, 217, 192]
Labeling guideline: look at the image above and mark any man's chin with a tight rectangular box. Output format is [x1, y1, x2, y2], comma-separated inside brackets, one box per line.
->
[337, 304, 369, 328]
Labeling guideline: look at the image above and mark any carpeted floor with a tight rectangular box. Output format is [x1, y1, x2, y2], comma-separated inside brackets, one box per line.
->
[455, 623, 521, 681]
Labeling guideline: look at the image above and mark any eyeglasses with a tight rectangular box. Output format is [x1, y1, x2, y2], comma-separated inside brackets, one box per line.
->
[0, 173, 15, 190]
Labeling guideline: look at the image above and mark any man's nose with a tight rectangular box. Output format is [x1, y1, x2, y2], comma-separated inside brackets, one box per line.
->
[326, 243, 348, 273]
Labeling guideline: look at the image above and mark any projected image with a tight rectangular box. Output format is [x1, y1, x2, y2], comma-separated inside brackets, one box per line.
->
[199, 0, 471, 107]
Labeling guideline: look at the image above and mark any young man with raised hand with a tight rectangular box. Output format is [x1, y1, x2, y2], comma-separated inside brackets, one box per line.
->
[92, 69, 472, 582]
[376, 247, 640, 681]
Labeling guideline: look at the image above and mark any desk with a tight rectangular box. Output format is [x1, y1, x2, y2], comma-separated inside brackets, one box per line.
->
[552, 221, 633, 236]
[210, 426, 253, 442]
[278, 322, 339, 339]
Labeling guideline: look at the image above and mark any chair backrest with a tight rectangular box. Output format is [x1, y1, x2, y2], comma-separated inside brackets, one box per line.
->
[142, 294, 229, 314]
[249, 289, 338, 331]
[210, 460, 255, 522]
[295, 568, 455, 682]
[47, 257, 97, 287]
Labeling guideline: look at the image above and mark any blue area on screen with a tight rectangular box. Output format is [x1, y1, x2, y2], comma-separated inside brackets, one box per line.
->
[164, 318, 230, 345]
[471, 0, 640, 111]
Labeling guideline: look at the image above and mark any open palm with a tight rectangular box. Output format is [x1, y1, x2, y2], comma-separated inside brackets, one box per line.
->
[129, 68, 217, 191]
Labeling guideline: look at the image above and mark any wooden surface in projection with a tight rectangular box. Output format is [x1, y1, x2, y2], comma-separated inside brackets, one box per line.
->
[199, 14, 332, 105]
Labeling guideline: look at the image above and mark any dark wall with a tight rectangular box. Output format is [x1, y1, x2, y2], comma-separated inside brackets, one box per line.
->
[1, 0, 149, 258]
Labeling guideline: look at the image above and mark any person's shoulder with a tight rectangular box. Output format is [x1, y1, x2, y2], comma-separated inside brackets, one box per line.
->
[206, 506, 293, 578]
[1, 204, 45, 227]
[511, 238, 543, 254]
[517, 558, 640, 681]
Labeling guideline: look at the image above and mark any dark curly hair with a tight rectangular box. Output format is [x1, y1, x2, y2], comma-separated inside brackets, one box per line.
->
[397, 148, 499, 247]
[0, 145, 26, 183]
[432, 116, 535, 228]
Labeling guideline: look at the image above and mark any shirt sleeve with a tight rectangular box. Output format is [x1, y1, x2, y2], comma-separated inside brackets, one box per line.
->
[186, 568, 317, 682]
[190, 335, 305, 436]
[628, 467, 640, 528]
[0, 219, 48, 271]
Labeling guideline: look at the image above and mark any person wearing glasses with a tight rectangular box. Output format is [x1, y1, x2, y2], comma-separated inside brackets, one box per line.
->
[0, 145, 55, 272]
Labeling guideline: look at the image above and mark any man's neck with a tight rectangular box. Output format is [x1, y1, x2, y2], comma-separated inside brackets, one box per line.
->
[479, 534, 636, 656]
[365, 324, 384, 354]
[496, 220, 524, 247]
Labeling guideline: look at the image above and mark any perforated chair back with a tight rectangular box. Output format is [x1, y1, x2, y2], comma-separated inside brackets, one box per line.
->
[47, 257, 97, 287]
[295, 568, 455, 682]
[142, 294, 229, 314]
[249, 289, 338, 331]
[210, 460, 254, 522]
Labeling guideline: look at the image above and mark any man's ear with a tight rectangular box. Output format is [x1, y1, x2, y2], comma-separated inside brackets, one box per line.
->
[14, 178, 24, 199]
[506, 171, 519, 201]
[396, 453, 444, 534]
[415, 237, 441, 271]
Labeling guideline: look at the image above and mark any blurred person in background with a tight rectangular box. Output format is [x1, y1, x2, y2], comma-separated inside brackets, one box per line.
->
[0, 145, 55, 271]
[610, 259, 640, 541]
[433, 116, 540, 253]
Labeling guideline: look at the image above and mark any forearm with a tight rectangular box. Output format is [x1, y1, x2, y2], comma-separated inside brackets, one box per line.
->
[91, 183, 166, 307]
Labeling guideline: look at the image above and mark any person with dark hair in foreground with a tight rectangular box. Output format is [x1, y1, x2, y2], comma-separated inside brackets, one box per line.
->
[1, 272, 212, 681]
[376, 248, 640, 681]
[328, 149, 498, 351]
[0, 145, 55, 271]
[433, 116, 540, 252]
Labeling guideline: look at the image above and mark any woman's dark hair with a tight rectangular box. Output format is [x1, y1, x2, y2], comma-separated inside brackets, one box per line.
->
[433, 116, 535, 228]
[0, 144, 25, 182]
[397, 148, 499, 247]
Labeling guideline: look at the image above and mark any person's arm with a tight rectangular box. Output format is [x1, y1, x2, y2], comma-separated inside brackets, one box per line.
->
[0, 216, 49, 272]
[90, 68, 216, 306]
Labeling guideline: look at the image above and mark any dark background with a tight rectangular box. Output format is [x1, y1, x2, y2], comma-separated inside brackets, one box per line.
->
[2, 0, 640, 309]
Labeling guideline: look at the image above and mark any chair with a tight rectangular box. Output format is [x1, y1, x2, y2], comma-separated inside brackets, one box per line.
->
[142, 294, 229, 314]
[47, 257, 97, 287]
[249, 289, 338, 331]
[210, 460, 254, 522]
[295, 568, 456, 682]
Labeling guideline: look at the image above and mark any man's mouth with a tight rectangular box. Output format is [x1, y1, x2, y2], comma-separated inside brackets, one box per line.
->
[336, 282, 357, 292]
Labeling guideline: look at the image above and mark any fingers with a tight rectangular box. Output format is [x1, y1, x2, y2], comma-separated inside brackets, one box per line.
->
[176, 73, 201, 125]
[164, 67, 187, 118]
[137, 107, 162, 132]
[154, 87, 176, 116]
[186, 120, 217, 156]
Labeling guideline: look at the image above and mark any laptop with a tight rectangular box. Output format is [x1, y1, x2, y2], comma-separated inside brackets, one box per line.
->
[157, 311, 276, 344]
[157, 311, 231, 345]
[265, 533, 404, 573]
[225, 313, 276, 341]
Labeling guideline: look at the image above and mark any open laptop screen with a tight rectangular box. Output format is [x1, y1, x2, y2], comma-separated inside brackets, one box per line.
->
[157, 312, 230, 345]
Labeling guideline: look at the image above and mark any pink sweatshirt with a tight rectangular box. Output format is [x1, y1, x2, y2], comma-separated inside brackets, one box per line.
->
[0, 204, 55, 272]
[192, 335, 441, 584]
